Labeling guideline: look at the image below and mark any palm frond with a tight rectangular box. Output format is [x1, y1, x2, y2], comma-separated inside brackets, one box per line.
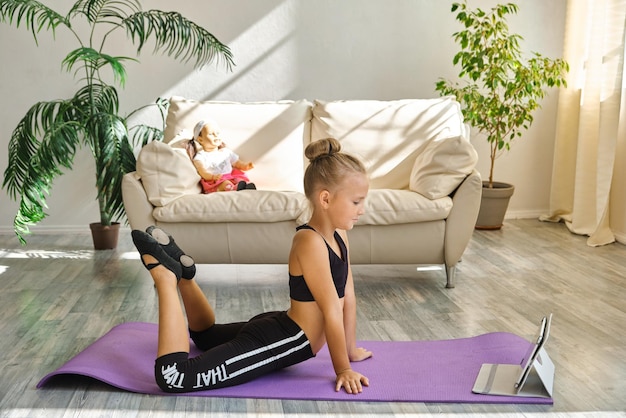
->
[73, 86, 128, 228]
[2, 100, 80, 196]
[129, 124, 163, 148]
[105, 127, 136, 221]
[68, 0, 140, 25]
[125, 96, 169, 131]
[85, 112, 132, 223]
[13, 188, 49, 244]
[63, 47, 136, 86]
[0, 0, 68, 43]
[2, 99, 82, 242]
[72, 83, 120, 122]
[123, 10, 234, 70]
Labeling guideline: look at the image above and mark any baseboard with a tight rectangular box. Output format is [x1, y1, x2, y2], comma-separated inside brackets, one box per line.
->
[504, 210, 546, 220]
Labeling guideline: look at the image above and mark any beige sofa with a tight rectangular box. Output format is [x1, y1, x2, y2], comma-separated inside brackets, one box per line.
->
[122, 96, 481, 288]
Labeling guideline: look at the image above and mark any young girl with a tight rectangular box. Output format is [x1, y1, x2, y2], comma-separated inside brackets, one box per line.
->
[131, 137, 372, 394]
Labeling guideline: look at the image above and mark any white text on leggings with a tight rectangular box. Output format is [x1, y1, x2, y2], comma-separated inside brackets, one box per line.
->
[161, 364, 185, 389]
[193, 364, 229, 388]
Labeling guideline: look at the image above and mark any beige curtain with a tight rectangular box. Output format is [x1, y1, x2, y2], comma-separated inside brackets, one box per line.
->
[541, 0, 626, 246]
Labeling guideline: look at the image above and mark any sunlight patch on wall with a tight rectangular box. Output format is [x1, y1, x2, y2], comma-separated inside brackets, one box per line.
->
[164, 1, 298, 101]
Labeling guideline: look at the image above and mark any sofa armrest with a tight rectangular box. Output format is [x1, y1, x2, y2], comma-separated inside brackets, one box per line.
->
[122, 171, 156, 231]
[444, 169, 482, 267]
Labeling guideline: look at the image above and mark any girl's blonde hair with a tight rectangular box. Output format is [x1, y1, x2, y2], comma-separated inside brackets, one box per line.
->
[303, 138, 367, 200]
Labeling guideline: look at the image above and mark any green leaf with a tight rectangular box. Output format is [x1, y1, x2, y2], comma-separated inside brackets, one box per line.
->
[0, 0, 68, 44]
[63, 47, 137, 87]
[69, 0, 141, 24]
[123, 10, 235, 70]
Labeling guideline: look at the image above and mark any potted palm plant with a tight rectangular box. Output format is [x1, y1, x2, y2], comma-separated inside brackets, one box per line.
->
[435, 1, 568, 229]
[0, 0, 234, 248]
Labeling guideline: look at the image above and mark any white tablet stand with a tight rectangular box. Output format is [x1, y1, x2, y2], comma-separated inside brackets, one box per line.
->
[472, 314, 555, 398]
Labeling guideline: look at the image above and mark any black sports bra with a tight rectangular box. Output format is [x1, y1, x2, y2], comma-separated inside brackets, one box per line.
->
[289, 224, 348, 302]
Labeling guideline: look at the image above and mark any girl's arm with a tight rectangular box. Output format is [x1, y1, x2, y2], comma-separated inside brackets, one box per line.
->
[295, 231, 369, 393]
[343, 268, 357, 354]
[342, 268, 372, 362]
[339, 231, 372, 362]
[296, 232, 350, 371]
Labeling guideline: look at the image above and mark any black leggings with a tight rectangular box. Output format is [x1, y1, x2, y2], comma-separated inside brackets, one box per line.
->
[154, 311, 314, 393]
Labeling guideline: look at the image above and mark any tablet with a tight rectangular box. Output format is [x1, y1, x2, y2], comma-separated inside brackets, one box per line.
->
[514, 313, 552, 391]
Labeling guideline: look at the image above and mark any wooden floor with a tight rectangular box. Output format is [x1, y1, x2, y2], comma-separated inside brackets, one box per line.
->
[0, 219, 624, 418]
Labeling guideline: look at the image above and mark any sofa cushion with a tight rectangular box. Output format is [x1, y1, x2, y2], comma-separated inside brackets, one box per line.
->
[356, 189, 452, 225]
[311, 97, 476, 194]
[409, 124, 478, 199]
[153, 190, 308, 223]
[136, 140, 201, 207]
[164, 97, 313, 192]
[297, 189, 452, 225]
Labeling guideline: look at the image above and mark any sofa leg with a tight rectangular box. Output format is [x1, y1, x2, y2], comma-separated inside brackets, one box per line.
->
[445, 264, 456, 289]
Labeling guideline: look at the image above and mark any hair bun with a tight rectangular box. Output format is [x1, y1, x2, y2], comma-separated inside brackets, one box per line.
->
[305, 138, 342, 162]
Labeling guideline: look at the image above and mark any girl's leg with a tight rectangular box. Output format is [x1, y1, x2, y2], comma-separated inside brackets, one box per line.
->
[178, 279, 215, 332]
[138, 227, 233, 350]
[178, 277, 246, 351]
[145, 226, 215, 331]
[154, 311, 314, 393]
[144, 255, 190, 357]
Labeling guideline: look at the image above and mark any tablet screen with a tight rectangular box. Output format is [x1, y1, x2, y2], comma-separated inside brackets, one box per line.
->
[514, 314, 552, 390]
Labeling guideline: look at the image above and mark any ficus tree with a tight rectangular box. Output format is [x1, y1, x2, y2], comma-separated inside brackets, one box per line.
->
[436, 1, 569, 187]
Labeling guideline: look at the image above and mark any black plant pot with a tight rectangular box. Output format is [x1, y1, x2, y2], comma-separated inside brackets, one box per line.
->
[89, 222, 120, 250]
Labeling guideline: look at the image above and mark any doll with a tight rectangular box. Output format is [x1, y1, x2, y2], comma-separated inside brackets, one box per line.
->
[192, 119, 256, 193]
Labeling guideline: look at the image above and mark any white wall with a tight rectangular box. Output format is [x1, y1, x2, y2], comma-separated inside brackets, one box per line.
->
[0, 0, 567, 238]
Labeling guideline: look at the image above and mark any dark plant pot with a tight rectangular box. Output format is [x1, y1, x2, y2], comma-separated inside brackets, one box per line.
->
[89, 222, 121, 250]
[475, 181, 515, 230]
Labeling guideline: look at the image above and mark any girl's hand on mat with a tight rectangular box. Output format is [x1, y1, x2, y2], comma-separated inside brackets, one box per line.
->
[335, 369, 369, 394]
[349, 346, 373, 362]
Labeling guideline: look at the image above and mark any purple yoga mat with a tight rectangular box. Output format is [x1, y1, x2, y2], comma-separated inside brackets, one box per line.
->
[37, 322, 553, 404]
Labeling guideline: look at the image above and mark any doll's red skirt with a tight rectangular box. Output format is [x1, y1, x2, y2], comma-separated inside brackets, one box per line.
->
[200, 169, 250, 194]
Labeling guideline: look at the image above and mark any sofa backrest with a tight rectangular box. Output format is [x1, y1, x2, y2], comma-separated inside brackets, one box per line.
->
[137, 96, 477, 206]
[163, 96, 312, 192]
[311, 97, 477, 197]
